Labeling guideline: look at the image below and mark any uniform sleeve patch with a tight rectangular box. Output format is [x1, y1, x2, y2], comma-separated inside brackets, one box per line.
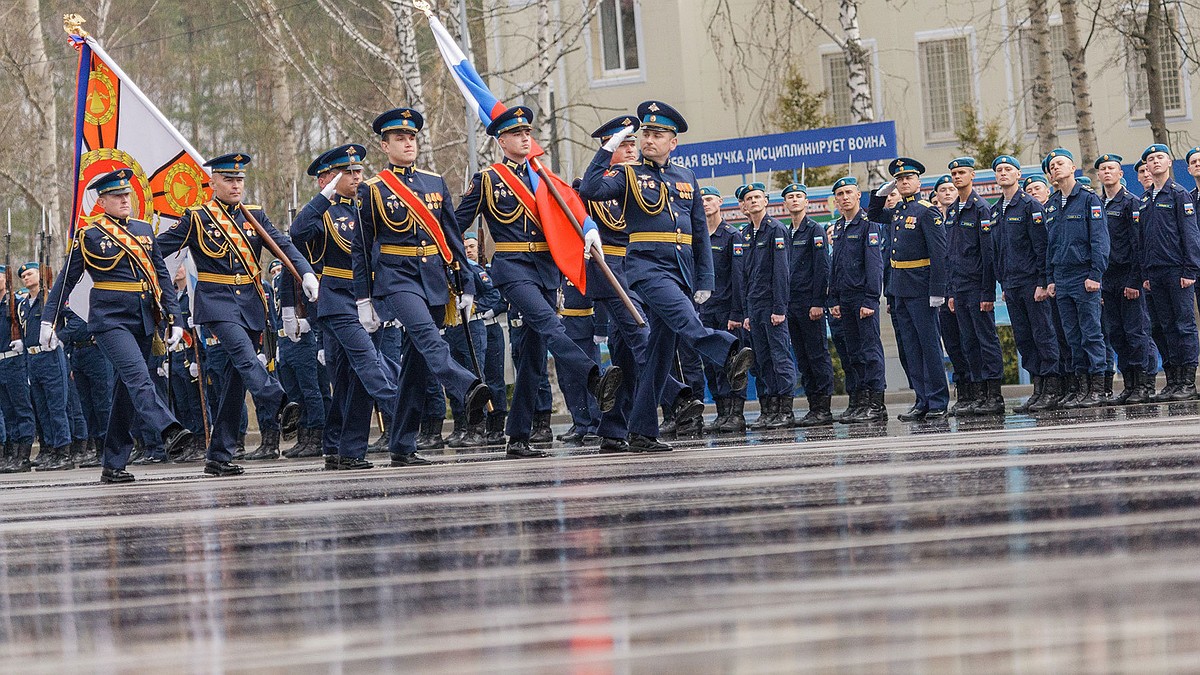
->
[981, 219, 992, 232]
[604, 169, 619, 178]
[732, 242, 744, 256]
[1133, 210, 1140, 222]
[867, 231, 880, 247]
[1091, 205, 1103, 219]
[774, 236, 785, 249]
[1033, 211, 1043, 224]
[813, 236, 824, 248]
[1186, 203, 1196, 216]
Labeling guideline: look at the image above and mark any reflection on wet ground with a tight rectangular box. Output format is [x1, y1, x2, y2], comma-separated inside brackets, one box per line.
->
[2, 401, 1200, 671]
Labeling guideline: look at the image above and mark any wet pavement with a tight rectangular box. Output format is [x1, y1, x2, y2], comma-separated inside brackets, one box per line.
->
[2, 402, 1200, 672]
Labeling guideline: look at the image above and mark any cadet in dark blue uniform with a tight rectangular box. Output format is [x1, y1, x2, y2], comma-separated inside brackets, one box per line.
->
[464, 234, 509, 444]
[59, 307, 111, 466]
[157, 152, 317, 476]
[927, 175, 971, 412]
[731, 182, 795, 428]
[21, 263, 74, 471]
[356, 108, 492, 464]
[268, 263, 326, 459]
[580, 101, 751, 452]
[780, 184, 834, 426]
[698, 186, 748, 432]
[945, 157, 1004, 415]
[875, 159, 949, 421]
[990, 156, 1061, 412]
[1044, 148, 1110, 407]
[43, 169, 193, 482]
[167, 266, 206, 454]
[457, 106, 620, 457]
[828, 177, 887, 422]
[0, 267, 35, 472]
[1140, 143, 1200, 400]
[443, 252, 489, 449]
[557, 279, 601, 443]
[1094, 153, 1153, 404]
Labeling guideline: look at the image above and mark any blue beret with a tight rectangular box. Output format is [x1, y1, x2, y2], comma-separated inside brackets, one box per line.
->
[948, 157, 976, 170]
[734, 182, 766, 201]
[832, 176, 858, 191]
[268, 259, 282, 270]
[888, 157, 925, 177]
[591, 115, 639, 141]
[1141, 143, 1172, 162]
[486, 106, 534, 137]
[88, 168, 135, 196]
[781, 183, 807, 197]
[0, 265, 5, 273]
[1077, 176, 1092, 187]
[204, 152, 251, 176]
[307, 144, 366, 177]
[637, 100, 688, 134]
[373, 108, 423, 136]
[463, 230, 478, 241]
[699, 186, 721, 198]
[1187, 147, 1200, 163]
[933, 174, 953, 189]
[1094, 153, 1123, 169]
[1135, 159, 1146, 171]
[1044, 148, 1074, 166]
[1023, 174, 1050, 188]
[17, 262, 38, 276]
[991, 155, 1020, 171]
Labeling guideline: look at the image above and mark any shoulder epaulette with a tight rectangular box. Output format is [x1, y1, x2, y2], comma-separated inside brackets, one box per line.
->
[244, 204, 263, 210]
[918, 199, 932, 207]
[364, 176, 382, 186]
[416, 168, 441, 178]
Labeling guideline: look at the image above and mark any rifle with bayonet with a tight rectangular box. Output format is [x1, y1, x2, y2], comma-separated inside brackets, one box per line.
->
[4, 210, 18, 344]
[447, 261, 493, 413]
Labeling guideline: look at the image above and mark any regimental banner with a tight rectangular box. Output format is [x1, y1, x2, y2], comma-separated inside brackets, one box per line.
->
[674, 121, 898, 178]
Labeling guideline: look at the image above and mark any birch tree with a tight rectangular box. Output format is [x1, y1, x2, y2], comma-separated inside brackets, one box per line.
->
[1060, 0, 1099, 175]
[1027, 0, 1058, 156]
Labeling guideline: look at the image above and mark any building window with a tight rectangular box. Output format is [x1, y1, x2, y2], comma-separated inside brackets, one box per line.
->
[918, 36, 975, 141]
[822, 49, 878, 126]
[598, 0, 639, 74]
[1018, 24, 1074, 131]
[1124, 9, 1187, 118]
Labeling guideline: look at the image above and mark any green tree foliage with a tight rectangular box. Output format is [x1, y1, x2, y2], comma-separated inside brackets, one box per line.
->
[769, 67, 837, 189]
[955, 106, 1024, 167]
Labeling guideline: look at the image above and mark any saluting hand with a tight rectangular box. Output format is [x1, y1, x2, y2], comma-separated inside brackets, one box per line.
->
[320, 172, 343, 200]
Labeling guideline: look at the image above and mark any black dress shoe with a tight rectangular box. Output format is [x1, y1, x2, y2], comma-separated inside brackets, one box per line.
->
[924, 408, 949, 420]
[139, 455, 168, 465]
[203, 461, 244, 477]
[278, 401, 301, 436]
[390, 453, 432, 467]
[725, 347, 755, 391]
[628, 433, 672, 453]
[506, 440, 551, 459]
[324, 455, 338, 471]
[581, 432, 601, 445]
[897, 405, 927, 422]
[338, 456, 374, 470]
[589, 367, 624, 413]
[557, 428, 586, 445]
[162, 424, 194, 461]
[465, 382, 491, 425]
[674, 397, 706, 427]
[100, 467, 135, 484]
[599, 437, 630, 454]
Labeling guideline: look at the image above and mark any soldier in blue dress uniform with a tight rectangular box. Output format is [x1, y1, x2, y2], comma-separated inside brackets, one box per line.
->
[0, 267, 36, 473]
[261, 261, 326, 460]
[356, 108, 492, 465]
[579, 101, 752, 452]
[157, 152, 318, 476]
[1139, 143, 1200, 401]
[456, 105, 621, 458]
[43, 169, 193, 482]
[167, 265, 206, 455]
[698, 185, 748, 432]
[557, 279, 601, 443]
[466, 236, 509, 445]
[59, 307, 112, 466]
[20, 263, 74, 471]
[781, 184, 834, 427]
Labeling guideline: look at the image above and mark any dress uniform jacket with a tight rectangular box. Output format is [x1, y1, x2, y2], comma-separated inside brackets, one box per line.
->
[290, 193, 361, 319]
[585, 193, 634, 301]
[884, 195, 947, 299]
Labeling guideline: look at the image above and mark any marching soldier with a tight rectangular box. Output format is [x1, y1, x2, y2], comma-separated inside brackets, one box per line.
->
[732, 182, 795, 429]
[580, 100, 752, 452]
[20, 263, 74, 470]
[356, 108, 492, 465]
[782, 184, 834, 427]
[42, 168, 193, 482]
[557, 279, 601, 443]
[457, 105, 621, 457]
[167, 265, 206, 456]
[157, 152, 318, 477]
[267, 261, 326, 459]
[700, 185, 748, 432]
[0, 267, 36, 472]
[1044, 148, 1110, 408]
[465, 235, 509, 445]
[1139, 143, 1200, 401]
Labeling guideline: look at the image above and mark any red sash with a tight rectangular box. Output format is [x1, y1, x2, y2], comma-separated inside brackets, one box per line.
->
[490, 163, 541, 227]
[376, 170, 453, 264]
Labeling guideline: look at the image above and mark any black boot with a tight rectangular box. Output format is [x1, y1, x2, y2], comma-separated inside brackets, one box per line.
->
[859, 389, 887, 422]
[175, 436, 206, 463]
[39, 445, 75, 471]
[658, 404, 678, 436]
[836, 390, 861, 423]
[1169, 366, 1198, 401]
[750, 396, 775, 430]
[293, 427, 325, 458]
[244, 431, 280, 460]
[1014, 376, 1041, 414]
[283, 427, 306, 458]
[948, 381, 973, 416]
[1113, 370, 1136, 405]
[1061, 374, 1084, 409]
[80, 437, 103, 468]
[973, 379, 1005, 416]
[529, 411, 553, 444]
[0, 441, 11, 472]
[673, 395, 705, 435]
[766, 397, 794, 429]
[444, 418, 467, 448]
[367, 434, 389, 454]
[416, 417, 445, 450]
[460, 421, 486, 448]
[1140, 370, 1161, 402]
[704, 398, 727, 433]
[796, 394, 833, 427]
[719, 398, 747, 432]
[484, 412, 507, 445]
[70, 438, 88, 466]
[1100, 372, 1115, 405]
[1123, 370, 1147, 405]
[675, 411, 704, 436]
[0, 441, 31, 473]
[1076, 373, 1104, 408]
[232, 436, 247, 460]
[1154, 366, 1179, 402]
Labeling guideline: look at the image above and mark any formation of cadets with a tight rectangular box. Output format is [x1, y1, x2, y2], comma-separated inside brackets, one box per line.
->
[0, 96, 1197, 483]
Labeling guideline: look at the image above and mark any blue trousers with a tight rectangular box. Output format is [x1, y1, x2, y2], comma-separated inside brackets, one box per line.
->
[827, 313, 857, 393]
[203, 343, 249, 440]
[205, 321, 285, 462]
[380, 291, 478, 456]
[596, 296, 685, 439]
[700, 313, 740, 399]
[786, 309, 834, 397]
[1050, 299, 1073, 376]
[1101, 288, 1153, 373]
[71, 344, 112, 441]
[320, 314, 398, 459]
[1147, 272, 1199, 368]
[954, 291, 1004, 381]
[67, 376, 87, 441]
[95, 327, 180, 470]
[445, 319, 488, 423]
[500, 282, 596, 441]
[509, 319, 554, 415]
[1145, 287, 1169, 371]
[1004, 285, 1060, 377]
[28, 350, 71, 450]
[484, 322, 508, 415]
[168, 349, 204, 435]
[1054, 284, 1106, 374]
[939, 304, 969, 384]
[629, 277, 737, 438]
[893, 297, 949, 409]
[838, 304, 886, 391]
[279, 331, 325, 429]
[561, 332, 600, 433]
[748, 307, 796, 397]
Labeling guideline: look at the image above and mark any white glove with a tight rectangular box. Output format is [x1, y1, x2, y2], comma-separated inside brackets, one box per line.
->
[282, 306, 300, 342]
[9, 339, 23, 354]
[257, 353, 268, 368]
[320, 172, 343, 200]
[930, 296, 946, 308]
[39, 322, 53, 350]
[302, 272, 320, 302]
[317, 349, 326, 366]
[298, 318, 310, 335]
[156, 364, 167, 378]
[583, 228, 603, 261]
[187, 317, 195, 329]
[875, 181, 896, 197]
[167, 326, 184, 347]
[356, 298, 381, 333]
[593, 335, 607, 345]
[456, 293, 474, 311]
[189, 362, 199, 378]
[603, 125, 635, 152]
[694, 290, 711, 305]
[482, 309, 495, 320]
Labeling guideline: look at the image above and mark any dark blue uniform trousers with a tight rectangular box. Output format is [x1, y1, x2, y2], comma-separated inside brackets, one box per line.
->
[561, 327, 600, 433]
[500, 281, 596, 441]
[827, 313, 857, 393]
[380, 291, 478, 456]
[1147, 273, 1199, 368]
[445, 319, 487, 423]
[1144, 287, 1169, 371]
[701, 313, 740, 399]
[168, 350, 203, 435]
[28, 350, 71, 450]
[1049, 299, 1074, 376]
[1054, 281, 1106, 374]
[628, 277, 737, 438]
[1004, 285, 1060, 377]
[484, 322, 508, 415]
[95, 327, 179, 470]
[205, 321, 285, 462]
[1100, 289, 1153, 373]
[509, 320, 554, 415]
[748, 307, 796, 397]
[279, 331, 325, 429]
[786, 310, 834, 397]
[938, 304, 970, 384]
[597, 296, 685, 439]
[893, 297, 949, 409]
[953, 292, 1004, 381]
[320, 319, 399, 459]
[67, 378, 87, 442]
[839, 304, 886, 392]
[203, 343, 249, 440]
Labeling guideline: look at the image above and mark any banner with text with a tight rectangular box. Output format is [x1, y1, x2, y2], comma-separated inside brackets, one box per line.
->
[674, 121, 897, 178]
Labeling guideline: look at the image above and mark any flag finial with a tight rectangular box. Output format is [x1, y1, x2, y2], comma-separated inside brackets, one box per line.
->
[63, 14, 89, 38]
[412, 0, 433, 17]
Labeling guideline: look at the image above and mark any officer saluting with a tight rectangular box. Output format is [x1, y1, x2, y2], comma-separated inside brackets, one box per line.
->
[579, 100, 753, 452]
[157, 152, 319, 477]
[43, 169, 194, 483]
